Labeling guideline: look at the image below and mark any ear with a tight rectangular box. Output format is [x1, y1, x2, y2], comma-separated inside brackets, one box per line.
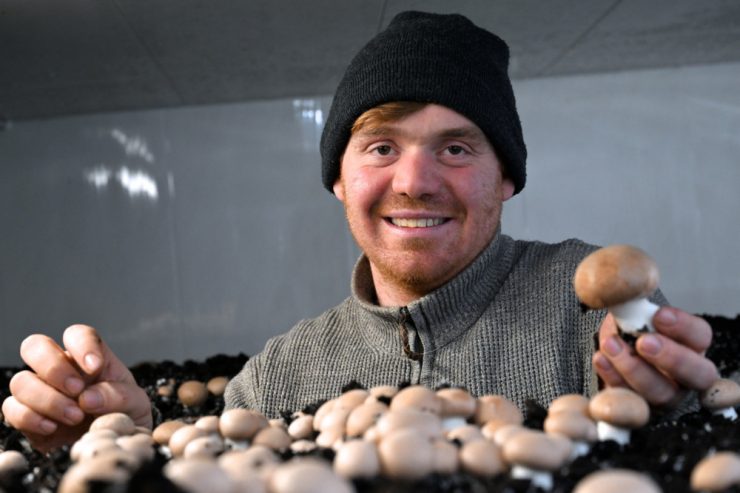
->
[332, 178, 345, 202]
[501, 176, 515, 202]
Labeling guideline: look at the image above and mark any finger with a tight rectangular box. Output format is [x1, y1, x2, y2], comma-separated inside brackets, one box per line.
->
[62, 324, 107, 377]
[652, 307, 712, 353]
[62, 325, 137, 386]
[19, 334, 86, 398]
[600, 335, 680, 407]
[79, 381, 153, 429]
[2, 396, 58, 436]
[597, 313, 619, 348]
[592, 351, 628, 388]
[9, 371, 86, 427]
[636, 333, 719, 391]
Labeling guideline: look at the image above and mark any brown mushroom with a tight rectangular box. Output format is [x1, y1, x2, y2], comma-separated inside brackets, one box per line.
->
[334, 388, 370, 411]
[447, 424, 485, 444]
[588, 387, 650, 446]
[58, 450, 139, 493]
[374, 409, 444, 440]
[573, 245, 660, 334]
[700, 378, 740, 420]
[218, 445, 279, 482]
[544, 410, 598, 458]
[502, 430, 572, 491]
[164, 457, 234, 493]
[390, 385, 442, 414]
[206, 376, 229, 396]
[345, 400, 388, 438]
[219, 408, 269, 448]
[152, 420, 187, 447]
[177, 380, 209, 407]
[0, 450, 28, 479]
[459, 439, 506, 477]
[115, 433, 156, 462]
[573, 469, 661, 493]
[431, 438, 459, 475]
[690, 451, 740, 492]
[474, 395, 523, 426]
[548, 394, 591, 417]
[377, 428, 435, 480]
[168, 424, 208, 457]
[437, 387, 477, 419]
[269, 458, 353, 493]
[89, 412, 137, 436]
[252, 426, 292, 452]
[333, 439, 380, 479]
[194, 415, 221, 434]
[288, 414, 315, 440]
[183, 434, 225, 459]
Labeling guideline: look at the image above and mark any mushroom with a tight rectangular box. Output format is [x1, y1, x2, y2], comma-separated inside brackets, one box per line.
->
[548, 393, 591, 417]
[474, 395, 523, 426]
[333, 439, 380, 479]
[183, 434, 225, 459]
[345, 400, 388, 438]
[177, 380, 209, 407]
[389, 385, 442, 414]
[588, 387, 650, 446]
[252, 426, 292, 452]
[431, 438, 459, 475]
[291, 439, 318, 454]
[218, 445, 279, 482]
[437, 387, 478, 430]
[574, 244, 660, 335]
[377, 428, 435, 480]
[374, 409, 444, 441]
[89, 412, 137, 436]
[168, 424, 208, 457]
[459, 439, 506, 477]
[446, 424, 485, 444]
[70, 434, 120, 462]
[334, 388, 370, 411]
[544, 409, 598, 458]
[152, 420, 187, 456]
[287, 414, 315, 440]
[690, 451, 740, 492]
[219, 408, 269, 449]
[115, 433, 156, 462]
[58, 449, 140, 493]
[194, 415, 221, 434]
[164, 457, 234, 493]
[269, 458, 353, 493]
[573, 469, 661, 493]
[502, 430, 572, 491]
[700, 378, 740, 420]
[0, 450, 28, 480]
[206, 376, 229, 396]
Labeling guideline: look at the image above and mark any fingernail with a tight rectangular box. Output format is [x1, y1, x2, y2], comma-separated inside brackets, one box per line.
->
[81, 389, 103, 410]
[84, 353, 101, 373]
[594, 353, 612, 371]
[65, 377, 84, 395]
[64, 405, 84, 424]
[603, 336, 623, 357]
[656, 308, 677, 325]
[39, 419, 57, 434]
[640, 334, 662, 356]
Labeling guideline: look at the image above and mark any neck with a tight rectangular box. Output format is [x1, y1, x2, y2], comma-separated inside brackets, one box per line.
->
[370, 262, 429, 306]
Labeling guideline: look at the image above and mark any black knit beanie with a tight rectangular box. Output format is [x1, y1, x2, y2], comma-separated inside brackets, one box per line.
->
[320, 10, 527, 195]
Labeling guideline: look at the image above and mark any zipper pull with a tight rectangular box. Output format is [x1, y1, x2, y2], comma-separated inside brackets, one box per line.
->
[399, 307, 423, 361]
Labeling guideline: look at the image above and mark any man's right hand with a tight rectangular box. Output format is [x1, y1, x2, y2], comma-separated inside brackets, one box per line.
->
[2, 324, 152, 453]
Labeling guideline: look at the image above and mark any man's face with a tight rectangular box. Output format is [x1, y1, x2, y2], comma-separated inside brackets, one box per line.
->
[333, 104, 515, 304]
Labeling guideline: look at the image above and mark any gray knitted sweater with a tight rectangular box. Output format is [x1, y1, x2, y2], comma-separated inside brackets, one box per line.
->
[224, 232, 622, 417]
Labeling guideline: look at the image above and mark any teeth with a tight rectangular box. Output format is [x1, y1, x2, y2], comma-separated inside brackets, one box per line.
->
[390, 218, 445, 228]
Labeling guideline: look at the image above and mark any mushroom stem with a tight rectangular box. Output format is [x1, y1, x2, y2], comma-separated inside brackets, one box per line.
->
[511, 465, 553, 491]
[611, 298, 659, 333]
[714, 407, 738, 421]
[570, 441, 591, 459]
[596, 421, 630, 446]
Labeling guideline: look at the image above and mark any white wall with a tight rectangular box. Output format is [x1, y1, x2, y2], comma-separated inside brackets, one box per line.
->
[1, 62, 738, 366]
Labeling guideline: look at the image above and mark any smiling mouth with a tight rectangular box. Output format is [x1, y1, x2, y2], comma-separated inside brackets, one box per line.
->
[388, 217, 448, 228]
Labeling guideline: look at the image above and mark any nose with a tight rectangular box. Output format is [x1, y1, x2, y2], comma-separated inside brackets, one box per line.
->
[391, 149, 441, 199]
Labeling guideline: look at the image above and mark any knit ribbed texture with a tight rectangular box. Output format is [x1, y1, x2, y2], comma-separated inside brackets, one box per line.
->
[225, 233, 622, 417]
[319, 11, 527, 195]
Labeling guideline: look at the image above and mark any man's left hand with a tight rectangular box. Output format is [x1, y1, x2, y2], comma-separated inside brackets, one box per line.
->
[592, 307, 719, 407]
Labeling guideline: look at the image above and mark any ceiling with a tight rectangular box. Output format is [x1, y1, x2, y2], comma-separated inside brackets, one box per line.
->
[1, 0, 740, 122]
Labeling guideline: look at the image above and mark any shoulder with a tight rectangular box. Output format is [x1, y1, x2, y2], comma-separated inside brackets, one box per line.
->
[511, 237, 600, 270]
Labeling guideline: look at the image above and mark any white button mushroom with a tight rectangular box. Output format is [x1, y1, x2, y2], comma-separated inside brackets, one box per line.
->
[573, 469, 661, 493]
[700, 378, 740, 420]
[690, 451, 740, 492]
[502, 430, 572, 491]
[574, 244, 660, 334]
[589, 387, 650, 446]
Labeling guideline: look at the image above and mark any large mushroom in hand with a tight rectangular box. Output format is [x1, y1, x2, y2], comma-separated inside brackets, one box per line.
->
[574, 244, 660, 335]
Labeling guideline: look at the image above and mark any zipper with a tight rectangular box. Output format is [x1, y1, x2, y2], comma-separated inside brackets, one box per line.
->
[399, 307, 423, 361]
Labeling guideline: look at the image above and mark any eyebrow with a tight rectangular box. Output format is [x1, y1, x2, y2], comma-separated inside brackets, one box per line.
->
[355, 125, 487, 143]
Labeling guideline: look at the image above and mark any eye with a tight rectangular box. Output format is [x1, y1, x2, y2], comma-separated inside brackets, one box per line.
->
[372, 144, 393, 156]
[445, 145, 466, 156]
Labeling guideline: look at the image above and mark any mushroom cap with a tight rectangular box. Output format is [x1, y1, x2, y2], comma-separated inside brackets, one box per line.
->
[177, 380, 209, 407]
[446, 424, 485, 444]
[375, 409, 443, 440]
[218, 445, 279, 479]
[574, 244, 659, 308]
[164, 458, 234, 493]
[70, 436, 120, 462]
[549, 394, 591, 417]
[574, 469, 661, 493]
[334, 388, 370, 411]
[89, 412, 136, 436]
[588, 387, 650, 428]
[0, 450, 28, 474]
[544, 410, 598, 442]
[58, 449, 139, 493]
[485, 422, 526, 447]
[502, 430, 572, 470]
[333, 439, 380, 479]
[390, 385, 442, 414]
[437, 387, 477, 418]
[206, 376, 229, 396]
[474, 395, 523, 426]
[431, 439, 459, 475]
[168, 424, 208, 457]
[312, 399, 337, 431]
[288, 414, 315, 440]
[219, 408, 269, 440]
[700, 378, 740, 409]
[183, 434, 225, 459]
[378, 428, 435, 480]
[252, 426, 292, 451]
[152, 420, 187, 446]
[367, 385, 398, 401]
[345, 400, 388, 438]
[690, 451, 740, 491]
[194, 415, 221, 434]
[270, 458, 353, 493]
[115, 433, 155, 463]
[459, 439, 506, 477]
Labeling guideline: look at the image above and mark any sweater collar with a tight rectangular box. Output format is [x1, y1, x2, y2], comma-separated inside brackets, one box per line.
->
[351, 229, 517, 349]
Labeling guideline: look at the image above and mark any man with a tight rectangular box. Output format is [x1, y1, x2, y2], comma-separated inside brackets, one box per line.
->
[3, 11, 718, 453]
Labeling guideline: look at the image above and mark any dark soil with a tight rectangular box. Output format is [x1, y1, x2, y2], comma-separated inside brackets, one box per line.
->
[1, 315, 737, 492]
